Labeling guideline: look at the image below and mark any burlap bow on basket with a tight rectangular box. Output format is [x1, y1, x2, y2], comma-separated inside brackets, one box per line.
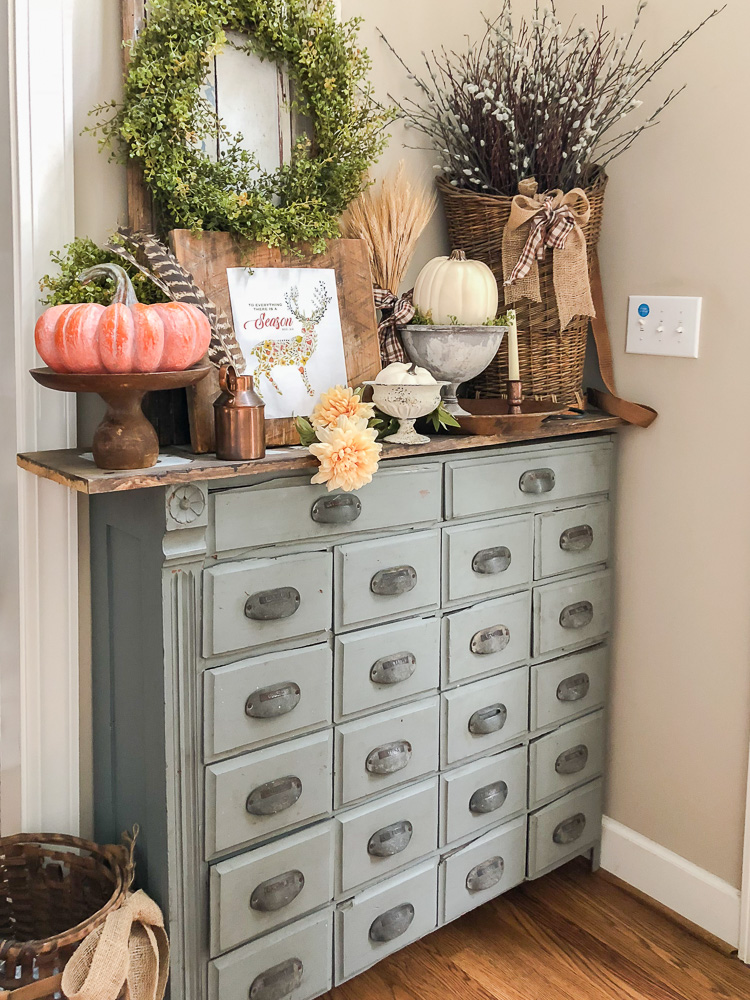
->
[502, 179, 595, 332]
[60, 890, 169, 1000]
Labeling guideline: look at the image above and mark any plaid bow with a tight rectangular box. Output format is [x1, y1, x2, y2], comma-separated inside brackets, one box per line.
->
[504, 197, 577, 287]
[373, 286, 414, 365]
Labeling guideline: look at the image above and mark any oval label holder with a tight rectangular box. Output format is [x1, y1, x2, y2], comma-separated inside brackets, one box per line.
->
[369, 903, 415, 943]
[470, 624, 511, 656]
[250, 869, 305, 912]
[245, 681, 301, 719]
[249, 957, 303, 1000]
[468, 703, 508, 735]
[559, 601, 594, 630]
[466, 856, 505, 893]
[559, 524, 594, 552]
[310, 493, 362, 524]
[472, 546, 512, 576]
[556, 672, 591, 703]
[555, 744, 589, 775]
[370, 652, 417, 686]
[245, 587, 301, 622]
[246, 775, 302, 816]
[365, 740, 413, 775]
[469, 780, 508, 815]
[519, 468, 556, 494]
[367, 820, 413, 858]
[553, 812, 587, 845]
[370, 566, 418, 597]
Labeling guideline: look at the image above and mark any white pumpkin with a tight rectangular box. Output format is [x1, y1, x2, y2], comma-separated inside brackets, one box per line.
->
[376, 361, 436, 385]
[413, 249, 499, 326]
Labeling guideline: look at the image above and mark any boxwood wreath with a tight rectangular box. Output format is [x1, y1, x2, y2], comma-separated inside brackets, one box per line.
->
[91, 0, 390, 251]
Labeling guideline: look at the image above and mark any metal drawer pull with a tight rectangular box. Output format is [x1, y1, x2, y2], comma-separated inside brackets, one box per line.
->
[245, 587, 300, 622]
[245, 682, 301, 719]
[370, 652, 416, 686]
[557, 672, 590, 703]
[250, 870, 305, 912]
[468, 703, 508, 735]
[553, 812, 587, 845]
[470, 624, 510, 655]
[555, 744, 589, 775]
[246, 775, 302, 816]
[559, 601, 594, 630]
[310, 493, 361, 524]
[365, 740, 413, 775]
[370, 565, 417, 596]
[367, 820, 413, 858]
[249, 957, 303, 1000]
[369, 903, 415, 943]
[469, 780, 508, 815]
[519, 468, 556, 494]
[559, 524, 594, 552]
[472, 546, 512, 576]
[466, 856, 505, 894]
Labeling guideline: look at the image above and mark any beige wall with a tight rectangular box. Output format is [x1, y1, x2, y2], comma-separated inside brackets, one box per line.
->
[73, 0, 749, 886]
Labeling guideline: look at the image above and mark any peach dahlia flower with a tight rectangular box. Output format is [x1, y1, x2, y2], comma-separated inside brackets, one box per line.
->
[309, 416, 382, 493]
[310, 385, 375, 431]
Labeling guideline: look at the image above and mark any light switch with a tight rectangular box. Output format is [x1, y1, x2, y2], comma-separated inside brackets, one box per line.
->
[626, 296, 702, 358]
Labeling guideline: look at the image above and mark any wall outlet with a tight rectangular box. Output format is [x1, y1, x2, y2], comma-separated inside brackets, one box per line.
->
[626, 296, 702, 358]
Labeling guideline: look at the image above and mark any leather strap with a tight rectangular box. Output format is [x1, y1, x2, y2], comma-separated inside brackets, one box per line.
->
[586, 252, 658, 427]
[0, 973, 63, 1000]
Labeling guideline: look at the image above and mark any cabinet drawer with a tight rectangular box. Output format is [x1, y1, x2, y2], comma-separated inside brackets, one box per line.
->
[335, 778, 439, 894]
[210, 822, 334, 956]
[205, 730, 333, 857]
[530, 645, 607, 731]
[205, 644, 332, 759]
[529, 710, 605, 808]
[440, 815, 526, 925]
[208, 908, 332, 1000]
[204, 551, 332, 657]
[441, 666, 528, 767]
[447, 442, 612, 519]
[335, 859, 438, 984]
[334, 530, 440, 631]
[443, 515, 533, 605]
[334, 617, 440, 722]
[528, 778, 603, 878]
[533, 570, 611, 657]
[440, 745, 527, 848]
[212, 465, 442, 552]
[443, 591, 531, 686]
[335, 698, 439, 808]
[534, 501, 610, 579]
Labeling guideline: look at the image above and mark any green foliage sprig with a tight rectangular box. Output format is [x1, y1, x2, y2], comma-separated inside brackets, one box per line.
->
[39, 238, 168, 306]
[90, 0, 392, 251]
[410, 306, 512, 328]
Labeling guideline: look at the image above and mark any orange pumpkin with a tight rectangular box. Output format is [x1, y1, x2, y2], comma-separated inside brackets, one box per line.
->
[35, 264, 211, 374]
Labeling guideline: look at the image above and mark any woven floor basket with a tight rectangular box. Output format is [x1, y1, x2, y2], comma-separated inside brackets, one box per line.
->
[437, 170, 607, 406]
[0, 834, 133, 1000]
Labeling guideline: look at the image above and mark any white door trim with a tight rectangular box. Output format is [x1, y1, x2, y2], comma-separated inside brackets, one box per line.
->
[739, 742, 750, 962]
[6, 0, 79, 835]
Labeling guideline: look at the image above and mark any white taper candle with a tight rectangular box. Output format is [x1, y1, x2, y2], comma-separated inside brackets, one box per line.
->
[507, 309, 520, 381]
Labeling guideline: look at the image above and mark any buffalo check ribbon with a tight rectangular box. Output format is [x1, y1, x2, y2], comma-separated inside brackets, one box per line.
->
[373, 286, 414, 365]
[502, 185, 595, 331]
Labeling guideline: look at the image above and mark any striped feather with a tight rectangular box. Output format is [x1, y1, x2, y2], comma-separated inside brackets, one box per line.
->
[111, 229, 247, 372]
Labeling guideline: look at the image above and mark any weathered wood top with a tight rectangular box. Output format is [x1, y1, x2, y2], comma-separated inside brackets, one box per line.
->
[17, 412, 624, 495]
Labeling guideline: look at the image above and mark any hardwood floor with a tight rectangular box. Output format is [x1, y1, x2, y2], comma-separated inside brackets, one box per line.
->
[324, 859, 750, 1000]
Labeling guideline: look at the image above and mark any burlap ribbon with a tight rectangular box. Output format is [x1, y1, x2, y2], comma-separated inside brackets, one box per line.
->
[372, 286, 413, 365]
[502, 181, 595, 332]
[60, 890, 169, 1000]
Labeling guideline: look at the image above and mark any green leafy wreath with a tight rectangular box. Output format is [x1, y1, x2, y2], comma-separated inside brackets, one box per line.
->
[93, 0, 390, 251]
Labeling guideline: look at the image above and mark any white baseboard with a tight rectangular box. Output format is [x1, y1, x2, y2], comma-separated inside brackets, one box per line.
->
[601, 816, 741, 949]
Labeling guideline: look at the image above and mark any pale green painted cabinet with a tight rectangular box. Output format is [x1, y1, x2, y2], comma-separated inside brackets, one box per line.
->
[90, 434, 614, 1000]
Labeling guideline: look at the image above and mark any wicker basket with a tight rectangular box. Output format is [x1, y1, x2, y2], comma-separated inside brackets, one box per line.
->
[437, 170, 607, 406]
[0, 833, 134, 1000]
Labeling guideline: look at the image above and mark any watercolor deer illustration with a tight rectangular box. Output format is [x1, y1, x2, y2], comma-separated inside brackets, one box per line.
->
[248, 281, 332, 397]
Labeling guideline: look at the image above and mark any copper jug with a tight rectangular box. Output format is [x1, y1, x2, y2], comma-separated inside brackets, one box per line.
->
[214, 365, 265, 461]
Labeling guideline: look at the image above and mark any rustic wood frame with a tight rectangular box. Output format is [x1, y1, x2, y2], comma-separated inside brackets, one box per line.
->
[170, 231, 381, 449]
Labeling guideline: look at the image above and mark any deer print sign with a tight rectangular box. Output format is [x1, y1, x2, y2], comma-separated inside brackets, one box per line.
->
[226, 267, 348, 419]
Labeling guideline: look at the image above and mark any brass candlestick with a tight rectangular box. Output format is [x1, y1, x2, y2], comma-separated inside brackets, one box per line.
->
[507, 379, 523, 415]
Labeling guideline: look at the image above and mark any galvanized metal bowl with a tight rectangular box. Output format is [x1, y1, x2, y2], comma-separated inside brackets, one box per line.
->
[399, 325, 506, 417]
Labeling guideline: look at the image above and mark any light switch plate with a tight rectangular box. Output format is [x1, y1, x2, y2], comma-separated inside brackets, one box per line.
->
[626, 295, 702, 358]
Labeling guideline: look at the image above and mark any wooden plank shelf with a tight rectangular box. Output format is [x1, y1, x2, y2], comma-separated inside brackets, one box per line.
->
[17, 411, 624, 495]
